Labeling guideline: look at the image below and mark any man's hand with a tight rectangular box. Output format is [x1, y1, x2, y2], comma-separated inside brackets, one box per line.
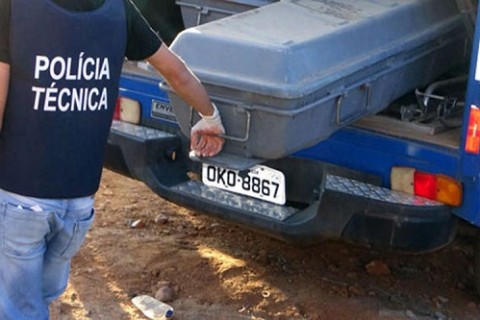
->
[191, 103, 225, 157]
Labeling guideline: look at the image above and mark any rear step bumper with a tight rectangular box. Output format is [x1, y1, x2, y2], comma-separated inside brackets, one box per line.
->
[106, 121, 456, 252]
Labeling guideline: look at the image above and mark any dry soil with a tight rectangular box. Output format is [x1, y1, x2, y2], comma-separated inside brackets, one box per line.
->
[49, 169, 480, 320]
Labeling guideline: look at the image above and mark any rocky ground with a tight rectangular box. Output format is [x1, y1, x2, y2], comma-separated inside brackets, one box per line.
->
[50, 169, 480, 319]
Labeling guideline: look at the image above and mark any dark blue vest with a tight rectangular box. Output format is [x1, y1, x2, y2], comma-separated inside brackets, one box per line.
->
[0, 0, 127, 198]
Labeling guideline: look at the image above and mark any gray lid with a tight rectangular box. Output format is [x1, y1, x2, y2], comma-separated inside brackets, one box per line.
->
[170, 0, 460, 99]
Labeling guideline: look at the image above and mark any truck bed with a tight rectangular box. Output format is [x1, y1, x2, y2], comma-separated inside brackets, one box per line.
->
[354, 115, 462, 149]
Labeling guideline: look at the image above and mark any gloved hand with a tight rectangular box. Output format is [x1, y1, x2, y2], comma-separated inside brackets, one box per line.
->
[190, 103, 225, 157]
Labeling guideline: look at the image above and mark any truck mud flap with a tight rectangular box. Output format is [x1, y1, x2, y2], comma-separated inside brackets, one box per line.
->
[107, 122, 456, 253]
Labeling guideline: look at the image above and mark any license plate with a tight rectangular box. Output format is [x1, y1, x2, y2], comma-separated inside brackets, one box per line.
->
[202, 164, 286, 205]
[151, 100, 176, 122]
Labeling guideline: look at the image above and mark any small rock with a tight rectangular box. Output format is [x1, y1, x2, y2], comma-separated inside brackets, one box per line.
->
[130, 219, 145, 229]
[155, 286, 175, 302]
[154, 213, 169, 224]
[436, 296, 449, 304]
[435, 311, 448, 319]
[405, 309, 416, 319]
[365, 260, 391, 276]
[348, 285, 366, 296]
[102, 189, 114, 196]
[467, 301, 477, 309]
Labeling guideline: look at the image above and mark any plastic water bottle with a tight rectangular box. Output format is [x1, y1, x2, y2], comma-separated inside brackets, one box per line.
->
[131, 295, 174, 319]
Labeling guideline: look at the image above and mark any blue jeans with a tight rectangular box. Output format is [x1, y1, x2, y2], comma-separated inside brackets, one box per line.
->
[0, 189, 95, 320]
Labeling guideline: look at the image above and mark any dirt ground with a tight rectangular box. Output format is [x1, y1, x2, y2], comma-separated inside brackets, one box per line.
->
[49, 169, 480, 320]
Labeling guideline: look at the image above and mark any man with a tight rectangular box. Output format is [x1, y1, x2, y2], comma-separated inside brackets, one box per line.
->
[0, 0, 224, 319]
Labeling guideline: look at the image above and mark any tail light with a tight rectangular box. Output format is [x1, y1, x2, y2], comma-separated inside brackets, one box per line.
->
[114, 96, 141, 124]
[391, 167, 462, 206]
[465, 105, 480, 154]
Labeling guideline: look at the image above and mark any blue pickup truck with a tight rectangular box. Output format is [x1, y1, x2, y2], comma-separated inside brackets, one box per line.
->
[105, 0, 480, 292]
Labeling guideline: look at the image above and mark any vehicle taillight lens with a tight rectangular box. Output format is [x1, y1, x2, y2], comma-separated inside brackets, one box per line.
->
[113, 98, 121, 120]
[465, 105, 480, 154]
[391, 167, 462, 206]
[435, 174, 462, 206]
[413, 171, 437, 200]
[114, 96, 141, 124]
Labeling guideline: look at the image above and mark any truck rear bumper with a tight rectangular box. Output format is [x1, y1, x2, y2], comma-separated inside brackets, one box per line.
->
[106, 121, 456, 252]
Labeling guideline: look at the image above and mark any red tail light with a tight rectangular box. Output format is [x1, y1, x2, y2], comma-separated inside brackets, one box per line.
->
[391, 167, 462, 206]
[114, 96, 141, 124]
[465, 105, 480, 154]
[113, 97, 121, 120]
[413, 171, 437, 199]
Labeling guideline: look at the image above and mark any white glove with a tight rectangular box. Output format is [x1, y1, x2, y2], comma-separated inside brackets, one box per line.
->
[191, 103, 225, 157]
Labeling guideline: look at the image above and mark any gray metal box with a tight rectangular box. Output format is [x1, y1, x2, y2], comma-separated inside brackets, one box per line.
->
[176, 0, 277, 28]
[167, 0, 467, 160]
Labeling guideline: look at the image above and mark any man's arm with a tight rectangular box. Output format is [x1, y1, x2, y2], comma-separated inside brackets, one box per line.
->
[0, 62, 10, 131]
[146, 43, 224, 157]
[147, 43, 214, 116]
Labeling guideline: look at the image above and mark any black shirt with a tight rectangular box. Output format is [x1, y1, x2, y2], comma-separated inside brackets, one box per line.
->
[0, 0, 163, 63]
